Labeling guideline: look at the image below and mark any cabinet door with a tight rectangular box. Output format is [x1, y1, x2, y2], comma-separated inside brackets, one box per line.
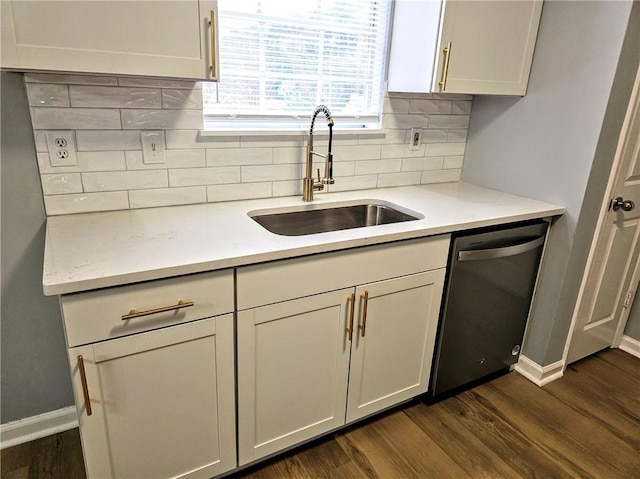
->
[346, 270, 445, 423]
[237, 289, 352, 465]
[1, 0, 217, 80]
[434, 0, 543, 95]
[69, 315, 236, 479]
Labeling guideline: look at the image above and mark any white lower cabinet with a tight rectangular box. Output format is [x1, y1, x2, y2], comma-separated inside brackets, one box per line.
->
[237, 290, 352, 464]
[346, 270, 445, 423]
[69, 317, 236, 479]
[61, 270, 236, 479]
[236, 237, 449, 465]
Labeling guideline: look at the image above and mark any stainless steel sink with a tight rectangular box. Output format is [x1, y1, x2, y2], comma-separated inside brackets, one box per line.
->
[249, 200, 422, 236]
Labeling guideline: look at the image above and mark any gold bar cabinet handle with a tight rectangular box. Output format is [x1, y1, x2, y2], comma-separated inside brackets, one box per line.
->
[346, 293, 356, 341]
[121, 300, 194, 321]
[77, 355, 92, 416]
[438, 41, 452, 91]
[208, 10, 220, 80]
[359, 291, 369, 337]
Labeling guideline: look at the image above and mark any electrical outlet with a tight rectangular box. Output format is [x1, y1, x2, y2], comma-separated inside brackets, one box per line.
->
[408, 128, 421, 151]
[141, 131, 166, 164]
[46, 131, 77, 166]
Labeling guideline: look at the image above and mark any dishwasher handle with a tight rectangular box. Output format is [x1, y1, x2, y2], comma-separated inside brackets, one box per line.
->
[458, 235, 545, 262]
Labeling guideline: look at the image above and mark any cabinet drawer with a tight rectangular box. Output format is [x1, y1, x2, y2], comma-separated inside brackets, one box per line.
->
[61, 270, 233, 347]
[237, 235, 450, 310]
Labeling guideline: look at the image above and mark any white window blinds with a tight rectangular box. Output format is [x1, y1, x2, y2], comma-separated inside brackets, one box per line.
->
[203, 0, 391, 129]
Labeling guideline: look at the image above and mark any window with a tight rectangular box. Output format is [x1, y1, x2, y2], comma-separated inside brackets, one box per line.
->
[203, 0, 391, 130]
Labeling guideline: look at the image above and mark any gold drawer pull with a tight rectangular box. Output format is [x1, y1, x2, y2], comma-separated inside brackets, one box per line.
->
[438, 41, 452, 91]
[346, 293, 356, 341]
[121, 300, 195, 321]
[77, 355, 92, 416]
[209, 10, 220, 80]
[359, 291, 369, 337]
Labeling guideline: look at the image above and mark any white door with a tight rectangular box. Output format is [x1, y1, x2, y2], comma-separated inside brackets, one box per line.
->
[69, 316, 236, 479]
[434, 0, 542, 95]
[237, 289, 352, 465]
[567, 66, 640, 363]
[345, 270, 445, 423]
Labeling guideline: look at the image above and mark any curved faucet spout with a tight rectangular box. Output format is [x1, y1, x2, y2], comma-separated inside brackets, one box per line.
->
[309, 105, 334, 135]
[303, 105, 336, 201]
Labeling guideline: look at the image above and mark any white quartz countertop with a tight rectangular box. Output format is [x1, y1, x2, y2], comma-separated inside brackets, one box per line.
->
[43, 182, 565, 296]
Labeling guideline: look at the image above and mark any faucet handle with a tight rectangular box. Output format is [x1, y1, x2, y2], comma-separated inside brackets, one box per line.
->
[314, 169, 324, 192]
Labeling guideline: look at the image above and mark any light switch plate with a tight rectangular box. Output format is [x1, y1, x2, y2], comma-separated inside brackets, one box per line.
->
[141, 131, 166, 164]
[46, 130, 78, 166]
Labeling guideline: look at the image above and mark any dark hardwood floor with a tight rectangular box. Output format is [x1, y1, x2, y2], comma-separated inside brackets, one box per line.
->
[2, 348, 638, 479]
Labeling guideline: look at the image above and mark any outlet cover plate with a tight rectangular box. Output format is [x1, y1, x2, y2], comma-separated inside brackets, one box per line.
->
[46, 130, 78, 166]
[141, 131, 166, 164]
[409, 128, 421, 151]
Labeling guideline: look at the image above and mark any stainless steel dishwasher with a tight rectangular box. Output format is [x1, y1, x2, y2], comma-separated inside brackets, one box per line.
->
[429, 220, 548, 400]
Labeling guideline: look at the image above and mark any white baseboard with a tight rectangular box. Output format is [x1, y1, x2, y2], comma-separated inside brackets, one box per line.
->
[1, 406, 79, 449]
[514, 354, 564, 387]
[619, 335, 640, 358]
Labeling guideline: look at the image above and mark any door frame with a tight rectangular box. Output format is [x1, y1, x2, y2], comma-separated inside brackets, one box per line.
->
[562, 64, 640, 367]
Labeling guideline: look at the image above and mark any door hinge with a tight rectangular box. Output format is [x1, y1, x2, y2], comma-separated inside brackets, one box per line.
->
[624, 290, 634, 308]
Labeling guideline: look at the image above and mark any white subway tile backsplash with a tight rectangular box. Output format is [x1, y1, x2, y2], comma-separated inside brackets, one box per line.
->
[333, 161, 356, 177]
[327, 175, 378, 192]
[24, 73, 471, 214]
[76, 130, 142, 151]
[272, 180, 302, 197]
[121, 109, 203, 130]
[242, 164, 301, 183]
[421, 169, 462, 184]
[25, 73, 118, 86]
[429, 115, 470, 129]
[166, 130, 240, 149]
[381, 144, 425, 159]
[422, 129, 449, 143]
[83, 170, 168, 192]
[129, 186, 207, 208]
[401, 157, 444, 172]
[34, 131, 49, 152]
[27, 84, 70, 107]
[125, 150, 205, 170]
[169, 167, 240, 187]
[31, 108, 122, 130]
[452, 101, 473, 115]
[76, 151, 127, 171]
[378, 171, 422, 188]
[382, 113, 430, 130]
[41, 173, 83, 195]
[443, 156, 464, 169]
[207, 182, 272, 202]
[70, 86, 161, 108]
[162, 89, 203, 109]
[44, 192, 129, 215]
[355, 159, 402, 175]
[447, 129, 468, 143]
[424, 142, 466, 157]
[118, 78, 201, 89]
[409, 99, 452, 115]
[273, 147, 304, 164]
[207, 147, 273, 167]
[333, 144, 381, 161]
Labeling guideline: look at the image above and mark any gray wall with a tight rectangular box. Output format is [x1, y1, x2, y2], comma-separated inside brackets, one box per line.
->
[462, 1, 636, 365]
[1, 71, 74, 423]
[624, 291, 640, 341]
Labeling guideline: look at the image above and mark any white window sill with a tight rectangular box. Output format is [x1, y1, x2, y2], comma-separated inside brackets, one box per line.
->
[198, 127, 385, 138]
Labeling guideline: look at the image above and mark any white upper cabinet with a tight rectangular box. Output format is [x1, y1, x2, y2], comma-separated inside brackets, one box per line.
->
[388, 0, 543, 95]
[0, 0, 219, 80]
